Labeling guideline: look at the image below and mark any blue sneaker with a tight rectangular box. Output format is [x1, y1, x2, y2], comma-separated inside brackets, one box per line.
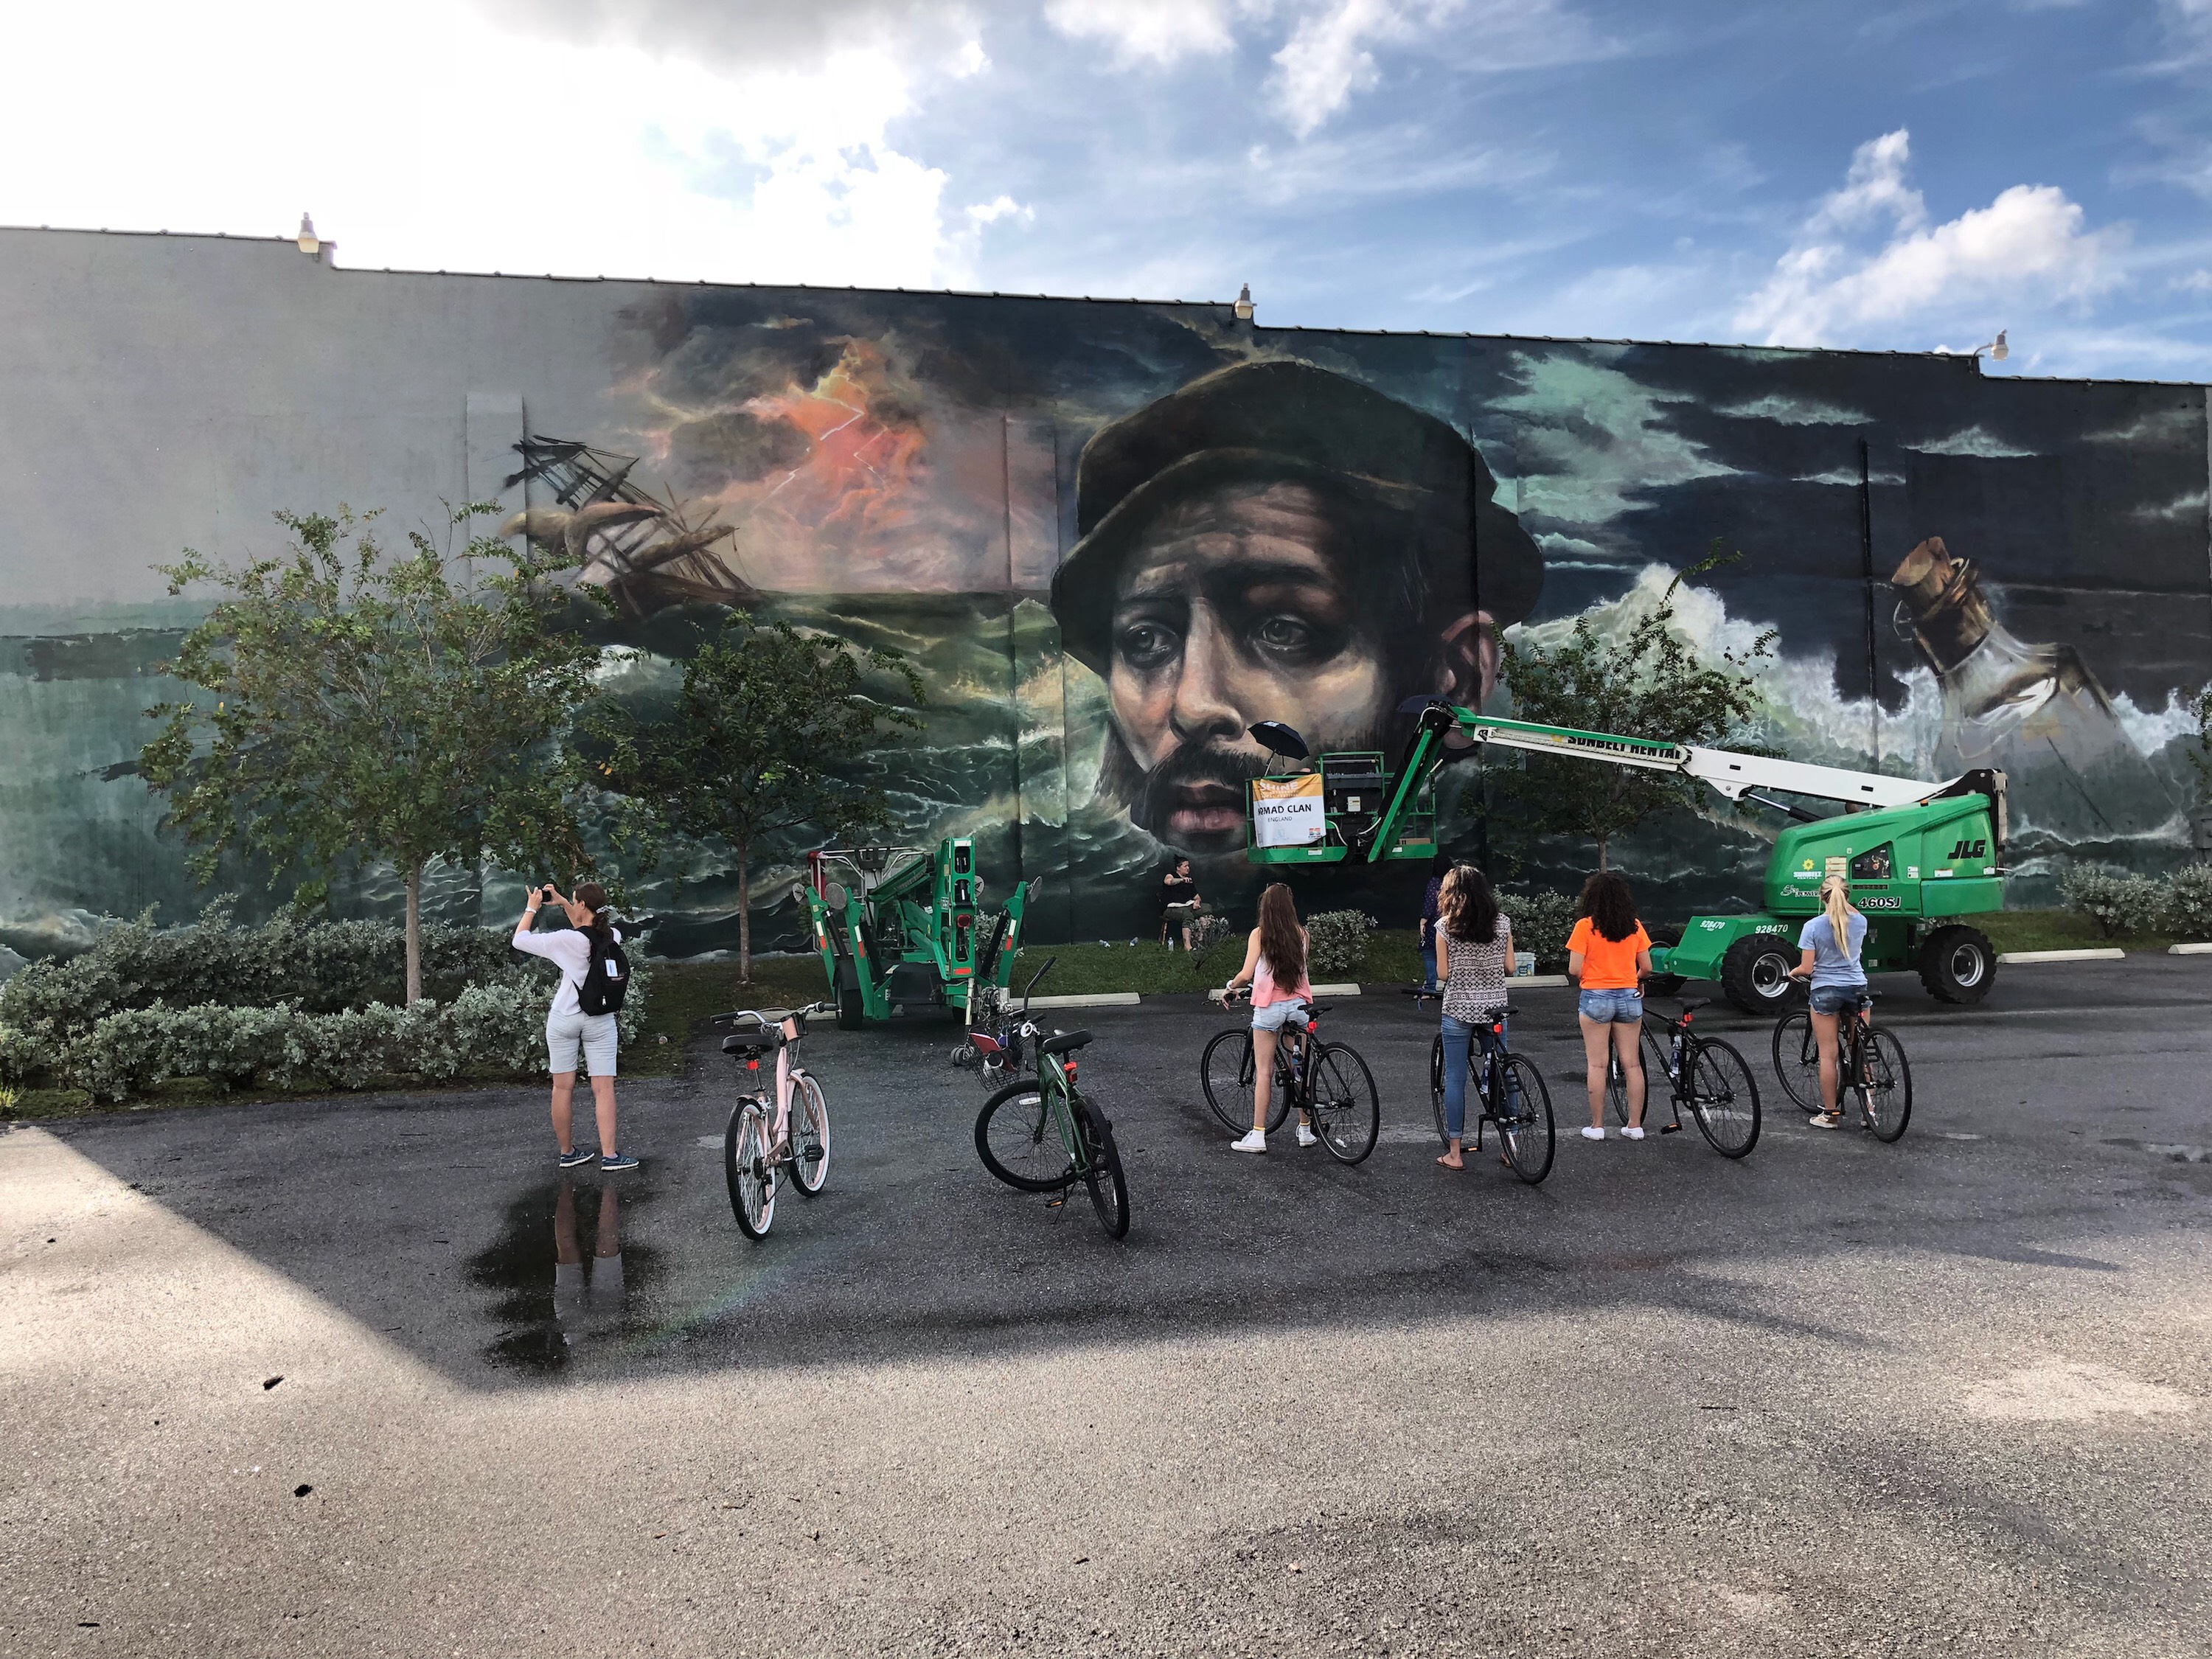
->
[599, 1152, 640, 1172]
[557, 1147, 596, 1170]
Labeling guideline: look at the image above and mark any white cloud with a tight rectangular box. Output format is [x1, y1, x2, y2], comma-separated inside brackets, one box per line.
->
[1490, 350, 1739, 526]
[1042, 0, 1239, 66]
[1736, 130, 2126, 348]
[1716, 394, 1873, 425]
[965, 194, 1035, 226]
[0, 0, 968, 289]
[1904, 425, 2039, 459]
[2132, 487, 2208, 521]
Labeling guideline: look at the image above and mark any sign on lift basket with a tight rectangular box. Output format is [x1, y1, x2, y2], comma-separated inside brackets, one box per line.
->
[1251, 775, 1326, 848]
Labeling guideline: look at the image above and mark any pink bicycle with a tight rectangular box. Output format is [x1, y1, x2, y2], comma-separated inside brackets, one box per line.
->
[714, 1001, 834, 1239]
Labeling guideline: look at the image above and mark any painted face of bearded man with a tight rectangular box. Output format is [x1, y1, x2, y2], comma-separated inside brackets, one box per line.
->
[1051, 361, 1543, 856]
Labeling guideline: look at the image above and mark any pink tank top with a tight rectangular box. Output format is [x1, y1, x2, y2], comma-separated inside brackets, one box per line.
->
[1253, 941, 1312, 1007]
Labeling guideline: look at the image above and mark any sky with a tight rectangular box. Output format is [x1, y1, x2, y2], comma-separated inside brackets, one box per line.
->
[3, 0, 2208, 380]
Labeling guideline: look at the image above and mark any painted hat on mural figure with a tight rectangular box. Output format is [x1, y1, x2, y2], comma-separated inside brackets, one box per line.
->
[1049, 358, 1545, 675]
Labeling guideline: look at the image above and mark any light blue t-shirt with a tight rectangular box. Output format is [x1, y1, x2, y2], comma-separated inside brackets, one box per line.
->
[1798, 913, 1868, 990]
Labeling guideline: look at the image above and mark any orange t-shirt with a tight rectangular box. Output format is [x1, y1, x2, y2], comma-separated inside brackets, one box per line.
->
[1568, 917, 1650, 990]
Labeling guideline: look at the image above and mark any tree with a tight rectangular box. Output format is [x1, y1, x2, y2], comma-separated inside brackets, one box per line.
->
[140, 507, 608, 1004]
[1491, 543, 1773, 871]
[588, 613, 925, 980]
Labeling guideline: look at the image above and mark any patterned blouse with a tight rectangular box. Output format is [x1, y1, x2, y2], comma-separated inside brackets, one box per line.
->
[1441, 914, 1512, 1024]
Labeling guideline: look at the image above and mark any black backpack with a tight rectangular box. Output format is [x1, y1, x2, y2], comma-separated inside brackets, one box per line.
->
[578, 933, 630, 1015]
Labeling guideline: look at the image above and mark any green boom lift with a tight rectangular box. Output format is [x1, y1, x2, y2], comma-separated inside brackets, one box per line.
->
[798, 839, 1040, 1030]
[1245, 701, 2007, 1014]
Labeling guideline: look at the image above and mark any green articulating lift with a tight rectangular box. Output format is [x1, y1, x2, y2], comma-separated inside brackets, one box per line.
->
[1243, 701, 2007, 1015]
[799, 839, 1040, 1031]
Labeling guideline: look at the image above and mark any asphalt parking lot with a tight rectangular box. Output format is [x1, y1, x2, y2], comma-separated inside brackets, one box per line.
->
[4, 956, 2210, 1657]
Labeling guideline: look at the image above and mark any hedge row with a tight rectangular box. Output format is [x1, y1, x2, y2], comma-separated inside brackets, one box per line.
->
[1, 981, 649, 1103]
[2062, 863, 2212, 939]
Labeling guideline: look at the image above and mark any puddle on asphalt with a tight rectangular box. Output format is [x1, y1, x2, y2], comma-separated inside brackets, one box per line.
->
[465, 1178, 665, 1376]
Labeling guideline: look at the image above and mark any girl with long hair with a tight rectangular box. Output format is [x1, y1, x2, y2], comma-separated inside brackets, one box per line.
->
[1435, 864, 1515, 1170]
[515, 880, 635, 1172]
[1788, 874, 1868, 1129]
[1222, 882, 1316, 1153]
[1567, 871, 1653, 1142]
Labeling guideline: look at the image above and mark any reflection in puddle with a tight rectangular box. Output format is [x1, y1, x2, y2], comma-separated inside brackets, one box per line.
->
[467, 1178, 662, 1374]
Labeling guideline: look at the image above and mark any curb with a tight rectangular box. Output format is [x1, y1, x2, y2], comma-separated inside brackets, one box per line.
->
[1028, 992, 1142, 1009]
[1997, 947, 2126, 964]
[2168, 942, 2212, 956]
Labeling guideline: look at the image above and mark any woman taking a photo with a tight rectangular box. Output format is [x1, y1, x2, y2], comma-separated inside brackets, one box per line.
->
[1789, 874, 1868, 1130]
[1568, 872, 1653, 1143]
[515, 882, 636, 1172]
[1435, 864, 1514, 1171]
[1222, 882, 1316, 1154]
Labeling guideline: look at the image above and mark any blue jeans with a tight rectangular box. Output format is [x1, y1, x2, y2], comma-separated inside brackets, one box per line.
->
[1441, 1015, 1512, 1140]
[1419, 939, 1438, 992]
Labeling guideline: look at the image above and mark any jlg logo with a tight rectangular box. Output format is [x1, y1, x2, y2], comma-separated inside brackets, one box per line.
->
[1949, 838, 1987, 860]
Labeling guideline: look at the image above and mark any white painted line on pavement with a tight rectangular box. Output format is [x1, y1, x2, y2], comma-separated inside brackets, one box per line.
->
[1996, 947, 2125, 964]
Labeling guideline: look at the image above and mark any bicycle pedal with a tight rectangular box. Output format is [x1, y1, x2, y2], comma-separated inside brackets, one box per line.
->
[1660, 1122, 1682, 1135]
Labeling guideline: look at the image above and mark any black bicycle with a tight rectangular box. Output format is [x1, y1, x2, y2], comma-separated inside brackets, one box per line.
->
[1602, 998, 1761, 1158]
[975, 1021, 1130, 1239]
[1770, 995, 1911, 1141]
[953, 956, 1056, 1089]
[1426, 1006, 1556, 1183]
[1199, 995, 1380, 1164]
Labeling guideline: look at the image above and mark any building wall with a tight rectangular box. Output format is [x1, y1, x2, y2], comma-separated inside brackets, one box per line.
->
[2, 226, 2206, 958]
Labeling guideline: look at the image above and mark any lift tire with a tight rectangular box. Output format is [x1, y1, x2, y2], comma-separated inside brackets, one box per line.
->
[1719, 933, 1801, 1015]
[1644, 973, 1686, 998]
[837, 981, 866, 1031]
[1918, 925, 1996, 1004]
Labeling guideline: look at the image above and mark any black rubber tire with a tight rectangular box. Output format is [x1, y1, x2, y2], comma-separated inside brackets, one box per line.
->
[1771, 1010, 1823, 1114]
[1311, 1043, 1380, 1165]
[1606, 1028, 1669, 1127]
[1918, 925, 1996, 1004]
[975, 1080, 1074, 1192]
[725, 1101, 776, 1239]
[1074, 1096, 1130, 1239]
[1494, 1054, 1555, 1184]
[1859, 1027, 1913, 1142]
[1200, 1029, 1257, 1135]
[1429, 1030, 1448, 1147]
[1720, 933, 1802, 1015]
[1643, 973, 1686, 998]
[836, 979, 865, 1031]
[1683, 1037, 1761, 1158]
[789, 1074, 830, 1196]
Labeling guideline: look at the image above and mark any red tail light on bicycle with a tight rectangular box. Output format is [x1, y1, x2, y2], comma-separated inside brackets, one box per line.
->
[1305, 1020, 1317, 1034]
[746, 1059, 759, 1071]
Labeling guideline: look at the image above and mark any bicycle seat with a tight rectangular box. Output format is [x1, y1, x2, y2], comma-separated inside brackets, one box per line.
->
[721, 1035, 775, 1059]
[1037, 1029, 1092, 1056]
[1304, 1001, 1331, 1017]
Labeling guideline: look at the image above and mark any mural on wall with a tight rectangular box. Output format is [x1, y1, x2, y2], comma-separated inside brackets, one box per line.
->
[1, 243, 2206, 960]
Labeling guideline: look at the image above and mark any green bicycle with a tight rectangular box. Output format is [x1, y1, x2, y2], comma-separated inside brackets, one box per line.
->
[974, 1024, 1130, 1239]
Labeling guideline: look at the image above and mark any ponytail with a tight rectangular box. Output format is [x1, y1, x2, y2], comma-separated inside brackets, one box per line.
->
[1821, 875, 1855, 944]
[573, 881, 614, 946]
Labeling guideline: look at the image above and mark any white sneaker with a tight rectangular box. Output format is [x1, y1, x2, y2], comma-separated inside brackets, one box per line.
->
[1295, 1124, 1320, 1148]
[1621, 1125, 1646, 1141]
[1231, 1130, 1267, 1154]
[1581, 1126, 1606, 1141]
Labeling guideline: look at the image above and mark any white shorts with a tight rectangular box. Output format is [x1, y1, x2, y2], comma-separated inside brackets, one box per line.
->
[547, 1010, 619, 1077]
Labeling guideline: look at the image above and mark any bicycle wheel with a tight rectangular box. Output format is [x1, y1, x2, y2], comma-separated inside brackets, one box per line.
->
[1606, 1029, 1669, 1127]
[724, 1100, 776, 1239]
[1074, 1094, 1130, 1239]
[976, 1080, 1076, 1191]
[1492, 1054, 1555, 1185]
[1310, 1043, 1380, 1165]
[1859, 1027, 1913, 1143]
[1770, 1011, 1822, 1114]
[1429, 1030, 1447, 1147]
[1200, 1029, 1256, 1135]
[788, 1074, 830, 1196]
[1684, 1037, 1761, 1158]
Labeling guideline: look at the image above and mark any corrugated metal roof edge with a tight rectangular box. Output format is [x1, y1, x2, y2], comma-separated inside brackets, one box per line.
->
[2, 223, 2205, 389]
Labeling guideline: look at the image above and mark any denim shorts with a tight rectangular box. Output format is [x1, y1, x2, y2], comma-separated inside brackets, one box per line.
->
[1578, 988, 1643, 1024]
[1251, 998, 1310, 1033]
[1809, 984, 1868, 1016]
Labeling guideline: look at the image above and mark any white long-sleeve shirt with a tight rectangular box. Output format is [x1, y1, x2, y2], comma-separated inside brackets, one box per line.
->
[512, 921, 623, 1020]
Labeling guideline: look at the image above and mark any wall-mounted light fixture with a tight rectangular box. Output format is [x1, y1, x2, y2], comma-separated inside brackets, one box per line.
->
[1970, 328, 2008, 362]
[1234, 283, 1253, 322]
[297, 213, 320, 257]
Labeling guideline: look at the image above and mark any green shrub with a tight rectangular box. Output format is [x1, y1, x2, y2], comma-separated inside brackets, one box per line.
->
[2061, 865, 2167, 938]
[2166, 864, 2212, 940]
[1496, 888, 1578, 970]
[1305, 910, 1375, 979]
[53, 981, 647, 1104]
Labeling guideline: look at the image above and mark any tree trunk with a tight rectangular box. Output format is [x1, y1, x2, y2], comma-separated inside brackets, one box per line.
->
[404, 863, 424, 1006]
[737, 841, 751, 983]
[1596, 836, 1610, 872]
